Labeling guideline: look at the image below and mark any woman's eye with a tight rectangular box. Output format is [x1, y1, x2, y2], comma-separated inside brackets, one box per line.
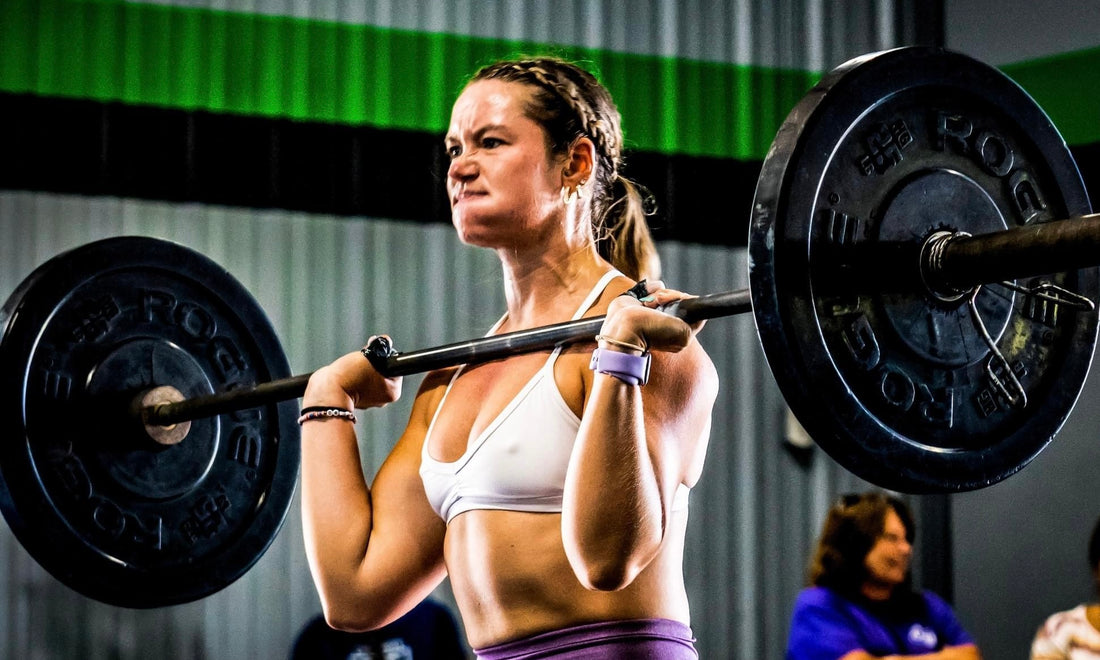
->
[446, 145, 462, 159]
[482, 137, 502, 148]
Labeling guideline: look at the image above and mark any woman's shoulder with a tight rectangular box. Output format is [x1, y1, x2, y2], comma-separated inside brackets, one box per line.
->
[1034, 603, 1100, 652]
[1039, 603, 1092, 629]
[582, 272, 637, 314]
[915, 589, 954, 608]
[406, 367, 462, 425]
[794, 585, 844, 607]
[789, 586, 870, 626]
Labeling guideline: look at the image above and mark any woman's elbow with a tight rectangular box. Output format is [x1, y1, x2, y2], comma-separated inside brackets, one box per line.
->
[322, 611, 373, 634]
[568, 546, 653, 591]
[574, 561, 638, 592]
[564, 524, 663, 591]
[321, 606, 370, 633]
[318, 591, 390, 632]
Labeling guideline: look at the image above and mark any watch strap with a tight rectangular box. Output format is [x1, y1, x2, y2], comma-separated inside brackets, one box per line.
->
[589, 348, 651, 386]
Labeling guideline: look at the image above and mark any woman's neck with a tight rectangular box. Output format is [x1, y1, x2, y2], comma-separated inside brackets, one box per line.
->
[859, 581, 895, 602]
[497, 243, 611, 330]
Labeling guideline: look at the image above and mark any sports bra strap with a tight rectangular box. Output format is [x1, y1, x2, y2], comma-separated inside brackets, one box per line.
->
[573, 269, 623, 321]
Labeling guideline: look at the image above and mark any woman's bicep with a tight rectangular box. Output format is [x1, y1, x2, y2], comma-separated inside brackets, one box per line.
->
[326, 380, 451, 629]
[360, 429, 448, 592]
[642, 343, 719, 493]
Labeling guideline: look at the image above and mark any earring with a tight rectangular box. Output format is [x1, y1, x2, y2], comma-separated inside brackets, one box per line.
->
[562, 177, 588, 206]
[561, 185, 578, 206]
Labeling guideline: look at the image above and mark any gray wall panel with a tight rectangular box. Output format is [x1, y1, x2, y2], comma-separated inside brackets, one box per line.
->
[129, 0, 901, 69]
[946, 0, 1100, 65]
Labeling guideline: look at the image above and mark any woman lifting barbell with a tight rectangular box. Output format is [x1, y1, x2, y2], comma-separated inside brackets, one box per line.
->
[297, 57, 719, 658]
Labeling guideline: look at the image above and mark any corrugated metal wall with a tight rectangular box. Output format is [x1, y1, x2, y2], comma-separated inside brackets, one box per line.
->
[0, 1, 929, 658]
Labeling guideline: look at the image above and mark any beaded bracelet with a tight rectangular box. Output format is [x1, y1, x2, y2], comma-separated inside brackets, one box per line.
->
[297, 406, 357, 426]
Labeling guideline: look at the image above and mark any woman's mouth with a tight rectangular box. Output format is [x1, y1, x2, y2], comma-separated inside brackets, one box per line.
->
[453, 187, 486, 205]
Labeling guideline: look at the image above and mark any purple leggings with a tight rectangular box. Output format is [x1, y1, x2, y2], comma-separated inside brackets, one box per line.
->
[474, 618, 698, 659]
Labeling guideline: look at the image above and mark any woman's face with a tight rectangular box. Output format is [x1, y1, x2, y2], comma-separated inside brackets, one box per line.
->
[863, 508, 912, 591]
[444, 79, 565, 249]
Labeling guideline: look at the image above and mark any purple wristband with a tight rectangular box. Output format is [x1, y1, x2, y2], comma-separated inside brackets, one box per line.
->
[589, 348, 651, 386]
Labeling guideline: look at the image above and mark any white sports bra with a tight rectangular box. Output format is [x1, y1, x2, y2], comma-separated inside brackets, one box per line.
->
[419, 271, 690, 523]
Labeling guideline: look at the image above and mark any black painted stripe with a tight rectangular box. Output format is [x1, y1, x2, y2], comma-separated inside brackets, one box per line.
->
[1, 93, 1096, 248]
[1072, 142, 1100, 209]
[0, 92, 760, 246]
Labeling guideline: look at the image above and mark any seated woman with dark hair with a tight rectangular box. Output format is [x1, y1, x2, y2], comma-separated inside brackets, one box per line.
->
[785, 492, 981, 660]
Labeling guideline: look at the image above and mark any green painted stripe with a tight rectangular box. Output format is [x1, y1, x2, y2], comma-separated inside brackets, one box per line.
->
[1002, 47, 1100, 146]
[0, 0, 817, 160]
[7, 1, 1094, 160]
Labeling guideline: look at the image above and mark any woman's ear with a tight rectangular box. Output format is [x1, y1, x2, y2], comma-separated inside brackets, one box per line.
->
[561, 137, 595, 189]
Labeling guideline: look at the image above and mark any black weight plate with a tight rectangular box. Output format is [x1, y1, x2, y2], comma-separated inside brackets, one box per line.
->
[0, 236, 300, 607]
[749, 47, 1097, 493]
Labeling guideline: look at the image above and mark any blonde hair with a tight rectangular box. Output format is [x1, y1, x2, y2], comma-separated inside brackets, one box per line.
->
[470, 58, 660, 281]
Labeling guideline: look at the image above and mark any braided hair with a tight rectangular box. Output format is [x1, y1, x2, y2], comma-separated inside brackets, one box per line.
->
[470, 57, 660, 281]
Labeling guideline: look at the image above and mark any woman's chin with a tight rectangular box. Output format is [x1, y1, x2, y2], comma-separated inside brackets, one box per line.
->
[452, 225, 488, 247]
[452, 218, 510, 249]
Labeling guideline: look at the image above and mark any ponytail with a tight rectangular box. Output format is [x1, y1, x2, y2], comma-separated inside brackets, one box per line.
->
[594, 176, 660, 281]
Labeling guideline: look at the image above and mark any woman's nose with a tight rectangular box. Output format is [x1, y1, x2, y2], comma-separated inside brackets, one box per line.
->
[448, 151, 477, 181]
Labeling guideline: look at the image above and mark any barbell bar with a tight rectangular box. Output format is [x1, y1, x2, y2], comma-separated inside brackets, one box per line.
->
[140, 289, 755, 427]
[142, 212, 1100, 429]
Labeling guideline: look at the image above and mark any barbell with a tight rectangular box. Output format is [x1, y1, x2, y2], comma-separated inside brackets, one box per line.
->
[0, 46, 1096, 608]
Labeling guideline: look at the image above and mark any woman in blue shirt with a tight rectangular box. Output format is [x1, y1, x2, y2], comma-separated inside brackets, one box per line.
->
[786, 492, 981, 660]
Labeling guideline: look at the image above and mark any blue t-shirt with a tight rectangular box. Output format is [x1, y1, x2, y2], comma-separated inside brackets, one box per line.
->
[785, 586, 974, 660]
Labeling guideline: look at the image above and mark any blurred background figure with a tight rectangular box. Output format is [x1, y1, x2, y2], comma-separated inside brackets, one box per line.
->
[290, 598, 467, 660]
[785, 492, 980, 659]
[1031, 514, 1100, 659]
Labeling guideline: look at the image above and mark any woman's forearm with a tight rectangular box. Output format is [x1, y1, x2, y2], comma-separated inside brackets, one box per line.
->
[561, 374, 668, 591]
